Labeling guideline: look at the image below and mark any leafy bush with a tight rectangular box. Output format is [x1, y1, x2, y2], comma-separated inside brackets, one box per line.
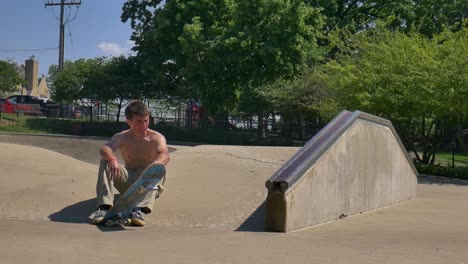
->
[414, 162, 468, 181]
[19, 117, 302, 146]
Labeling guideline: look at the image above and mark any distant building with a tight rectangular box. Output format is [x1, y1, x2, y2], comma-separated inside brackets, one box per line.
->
[25, 56, 39, 92]
[11, 56, 50, 99]
[30, 73, 50, 98]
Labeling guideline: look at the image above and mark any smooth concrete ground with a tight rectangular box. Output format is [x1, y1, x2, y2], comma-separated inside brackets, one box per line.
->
[1, 142, 468, 263]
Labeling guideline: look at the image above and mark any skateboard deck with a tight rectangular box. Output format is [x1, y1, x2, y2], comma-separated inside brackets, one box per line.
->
[103, 163, 166, 227]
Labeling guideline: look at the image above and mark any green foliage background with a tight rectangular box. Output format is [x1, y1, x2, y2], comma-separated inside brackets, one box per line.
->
[3, 0, 466, 167]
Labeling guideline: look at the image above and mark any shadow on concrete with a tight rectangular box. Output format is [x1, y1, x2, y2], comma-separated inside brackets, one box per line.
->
[96, 225, 136, 232]
[48, 198, 97, 224]
[49, 198, 96, 224]
[48, 195, 137, 232]
[48, 194, 123, 224]
[235, 202, 266, 232]
[418, 174, 468, 186]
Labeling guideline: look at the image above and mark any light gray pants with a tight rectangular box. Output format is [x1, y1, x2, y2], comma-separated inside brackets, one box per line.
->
[96, 159, 163, 213]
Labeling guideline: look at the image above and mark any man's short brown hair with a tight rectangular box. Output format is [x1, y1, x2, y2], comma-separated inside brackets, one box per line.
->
[125, 100, 150, 119]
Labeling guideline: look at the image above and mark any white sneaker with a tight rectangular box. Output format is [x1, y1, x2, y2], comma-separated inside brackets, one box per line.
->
[89, 208, 108, 225]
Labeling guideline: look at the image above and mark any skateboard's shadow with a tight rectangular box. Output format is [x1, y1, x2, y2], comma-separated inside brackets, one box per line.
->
[48, 198, 97, 224]
[235, 202, 266, 232]
[95, 224, 136, 232]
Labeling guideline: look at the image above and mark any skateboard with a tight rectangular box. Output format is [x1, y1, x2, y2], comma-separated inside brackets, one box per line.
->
[103, 163, 166, 227]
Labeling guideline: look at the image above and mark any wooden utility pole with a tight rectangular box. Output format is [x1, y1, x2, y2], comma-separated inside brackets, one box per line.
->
[45, 0, 81, 71]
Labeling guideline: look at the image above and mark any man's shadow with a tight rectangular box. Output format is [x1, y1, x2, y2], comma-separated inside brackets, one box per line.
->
[48, 198, 96, 224]
[48, 197, 267, 232]
[48, 195, 132, 232]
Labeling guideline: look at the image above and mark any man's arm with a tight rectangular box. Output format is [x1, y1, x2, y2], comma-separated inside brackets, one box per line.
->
[100, 133, 122, 180]
[154, 133, 170, 165]
[100, 133, 120, 160]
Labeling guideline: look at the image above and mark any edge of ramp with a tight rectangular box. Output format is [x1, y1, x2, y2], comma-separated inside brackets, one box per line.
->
[0, 132, 109, 165]
[0, 132, 181, 165]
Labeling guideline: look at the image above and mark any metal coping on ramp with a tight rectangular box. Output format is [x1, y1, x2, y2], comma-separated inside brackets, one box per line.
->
[264, 110, 418, 232]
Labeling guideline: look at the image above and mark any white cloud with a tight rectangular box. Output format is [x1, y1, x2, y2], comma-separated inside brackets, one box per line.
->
[97, 41, 136, 57]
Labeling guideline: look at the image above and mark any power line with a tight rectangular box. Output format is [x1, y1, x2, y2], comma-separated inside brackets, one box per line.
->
[0, 47, 58, 52]
[65, 3, 80, 23]
[67, 23, 76, 59]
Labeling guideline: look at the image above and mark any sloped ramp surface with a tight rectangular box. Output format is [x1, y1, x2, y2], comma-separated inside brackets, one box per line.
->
[0, 142, 298, 229]
[265, 110, 418, 232]
[0, 143, 97, 223]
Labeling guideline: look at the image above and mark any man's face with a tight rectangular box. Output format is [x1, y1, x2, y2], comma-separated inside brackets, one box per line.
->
[127, 114, 149, 135]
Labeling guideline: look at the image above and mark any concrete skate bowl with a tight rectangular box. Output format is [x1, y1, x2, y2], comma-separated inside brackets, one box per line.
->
[0, 133, 113, 165]
[265, 110, 418, 232]
[0, 132, 178, 165]
[0, 135, 299, 230]
[0, 142, 98, 224]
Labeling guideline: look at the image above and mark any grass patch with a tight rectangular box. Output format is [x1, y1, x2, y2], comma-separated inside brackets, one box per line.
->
[413, 152, 468, 180]
[415, 151, 468, 167]
[0, 113, 48, 134]
[434, 152, 468, 166]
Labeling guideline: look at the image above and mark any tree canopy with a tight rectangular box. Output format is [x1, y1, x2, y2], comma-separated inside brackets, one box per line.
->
[314, 25, 468, 162]
[50, 58, 106, 104]
[0, 60, 23, 95]
[41, 1, 467, 154]
[306, 0, 467, 37]
[122, 0, 324, 115]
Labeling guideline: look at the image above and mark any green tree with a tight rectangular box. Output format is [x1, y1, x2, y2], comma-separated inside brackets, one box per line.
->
[432, 25, 468, 148]
[396, 0, 468, 37]
[250, 69, 338, 139]
[320, 25, 468, 164]
[46, 62, 85, 101]
[86, 56, 144, 121]
[307, 0, 467, 37]
[307, 0, 405, 32]
[123, 0, 324, 134]
[123, 0, 237, 114]
[50, 58, 106, 121]
[0, 60, 24, 95]
[121, 0, 162, 45]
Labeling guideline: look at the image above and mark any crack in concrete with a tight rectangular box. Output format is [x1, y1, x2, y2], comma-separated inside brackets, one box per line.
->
[175, 151, 284, 165]
[225, 153, 283, 165]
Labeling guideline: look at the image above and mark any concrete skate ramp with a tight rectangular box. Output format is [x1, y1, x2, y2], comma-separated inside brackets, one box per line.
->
[0, 141, 298, 229]
[0, 132, 111, 165]
[0, 132, 178, 165]
[265, 110, 418, 232]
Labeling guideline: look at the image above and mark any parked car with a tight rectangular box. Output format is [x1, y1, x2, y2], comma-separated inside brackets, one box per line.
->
[6, 95, 42, 104]
[5, 95, 60, 117]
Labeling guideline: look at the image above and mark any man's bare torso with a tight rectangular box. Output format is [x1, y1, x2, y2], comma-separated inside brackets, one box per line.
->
[108, 129, 162, 169]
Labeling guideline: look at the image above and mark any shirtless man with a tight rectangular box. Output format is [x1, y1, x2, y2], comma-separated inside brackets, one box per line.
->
[89, 100, 170, 226]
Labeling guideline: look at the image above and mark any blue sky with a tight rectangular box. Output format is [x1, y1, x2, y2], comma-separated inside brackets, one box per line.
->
[0, 0, 134, 76]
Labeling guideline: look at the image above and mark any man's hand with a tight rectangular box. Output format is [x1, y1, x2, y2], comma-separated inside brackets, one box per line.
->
[152, 161, 164, 166]
[107, 158, 121, 181]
